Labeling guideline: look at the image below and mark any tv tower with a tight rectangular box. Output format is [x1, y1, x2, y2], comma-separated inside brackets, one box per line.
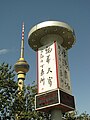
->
[14, 22, 29, 95]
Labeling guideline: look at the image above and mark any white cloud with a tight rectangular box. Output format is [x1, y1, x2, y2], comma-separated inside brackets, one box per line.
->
[0, 49, 9, 55]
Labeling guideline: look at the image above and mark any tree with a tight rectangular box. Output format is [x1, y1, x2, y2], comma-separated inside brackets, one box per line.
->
[0, 63, 17, 119]
[0, 63, 50, 120]
[76, 111, 90, 120]
[63, 111, 77, 120]
[63, 111, 90, 120]
[0, 63, 90, 120]
[12, 82, 50, 120]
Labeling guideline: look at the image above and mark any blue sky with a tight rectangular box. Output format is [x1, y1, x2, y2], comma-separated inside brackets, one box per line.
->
[0, 0, 90, 114]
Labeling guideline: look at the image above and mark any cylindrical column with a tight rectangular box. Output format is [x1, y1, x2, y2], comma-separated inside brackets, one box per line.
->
[51, 109, 62, 120]
[28, 21, 76, 120]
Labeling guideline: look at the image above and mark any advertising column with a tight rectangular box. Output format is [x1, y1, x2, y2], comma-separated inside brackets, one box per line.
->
[28, 21, 76, 120]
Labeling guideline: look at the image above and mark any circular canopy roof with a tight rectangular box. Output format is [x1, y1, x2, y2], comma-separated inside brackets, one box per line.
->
[28, 21, 76, 51]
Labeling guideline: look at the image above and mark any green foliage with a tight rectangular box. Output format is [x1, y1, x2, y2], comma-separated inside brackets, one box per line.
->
[12, 82, 50, 120]
[0, 63, 50, 119]
[76, 111, 90, 120]
[0, 63, 17, 119]
[0, 62, 90, 120]
[63, 111, 78, 120]
[63, 111, 90, 120]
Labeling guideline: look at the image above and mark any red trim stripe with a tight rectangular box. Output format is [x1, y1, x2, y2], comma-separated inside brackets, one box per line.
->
[54, 41, 59, 88]
[36, 50, 39, 93]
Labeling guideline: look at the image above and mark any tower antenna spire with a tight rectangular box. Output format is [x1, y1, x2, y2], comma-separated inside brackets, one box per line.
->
[21, 22, 24, 58]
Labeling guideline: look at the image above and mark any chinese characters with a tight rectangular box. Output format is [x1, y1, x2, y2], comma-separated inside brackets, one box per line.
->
[57, 42, 71, 94]
[38, 42, 57, 93]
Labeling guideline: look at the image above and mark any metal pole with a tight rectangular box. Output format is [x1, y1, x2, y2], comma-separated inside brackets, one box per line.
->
[51, 109, 62, 120]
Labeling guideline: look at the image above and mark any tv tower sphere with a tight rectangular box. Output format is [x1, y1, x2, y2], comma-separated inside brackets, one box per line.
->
[28, 21, 76, 51]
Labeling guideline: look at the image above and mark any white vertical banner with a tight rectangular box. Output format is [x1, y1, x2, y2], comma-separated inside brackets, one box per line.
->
[37, 42, 58, 93]
[57, 42, 72, 94]
[37, 41, 72, 94]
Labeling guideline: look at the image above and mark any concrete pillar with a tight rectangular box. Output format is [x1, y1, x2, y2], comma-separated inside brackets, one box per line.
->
[51, 109, 62, 120]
